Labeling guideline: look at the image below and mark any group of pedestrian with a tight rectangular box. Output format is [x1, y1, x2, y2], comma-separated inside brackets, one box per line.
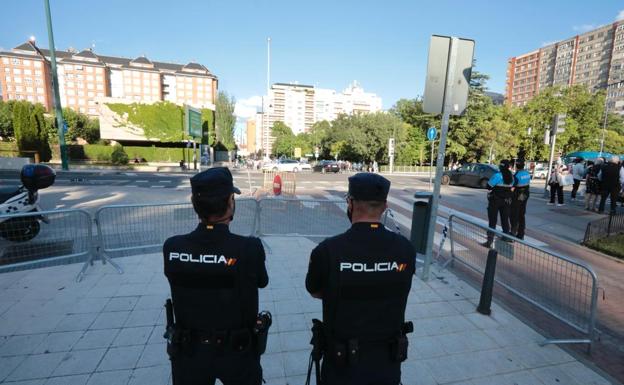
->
[483, 159, 531, 247]
[162, 168, 414, 385]
[549, 156, 624, 214]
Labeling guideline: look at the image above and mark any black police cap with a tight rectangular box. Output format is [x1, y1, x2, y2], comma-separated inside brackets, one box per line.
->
[190, 167, 241, 197]
[348, 173, 390, 201]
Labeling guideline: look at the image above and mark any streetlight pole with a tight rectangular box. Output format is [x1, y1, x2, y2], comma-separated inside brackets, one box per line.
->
[599, 102, 608, 156]
[44, 0, 68, 170]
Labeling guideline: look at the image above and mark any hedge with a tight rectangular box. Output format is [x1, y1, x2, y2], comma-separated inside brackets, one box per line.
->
[70, 144, 186, 162]
[0, 142, 19, 156]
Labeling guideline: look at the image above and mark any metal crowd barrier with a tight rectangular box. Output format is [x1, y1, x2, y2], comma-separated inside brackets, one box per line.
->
[583, 212, 624, 244]
[0, 209, 94, 280]
[262, 170, 297, 195]
[257, 197, 350, 237]
[93, 198, 258, 268]
[447, 213, 598, 349]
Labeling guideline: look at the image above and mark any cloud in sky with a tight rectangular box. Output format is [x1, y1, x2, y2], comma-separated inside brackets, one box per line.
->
[617, 9, 624, 21]
[234, 96, 262, 122]
[573, 24, 596, 33]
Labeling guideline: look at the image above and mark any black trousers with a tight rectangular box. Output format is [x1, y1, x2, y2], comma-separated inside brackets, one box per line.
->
[171, 344, 262, 385]
[598, 188, 619, 214]
[486, 196, 511, 245]
[571, 179, 581, 199]
[321, 348, 401, 385]
[510, 198, 528, 240]
[549, 183, 564, 204]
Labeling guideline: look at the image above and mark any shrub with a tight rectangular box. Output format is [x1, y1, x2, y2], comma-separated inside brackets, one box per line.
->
[110, 145, 129, 165]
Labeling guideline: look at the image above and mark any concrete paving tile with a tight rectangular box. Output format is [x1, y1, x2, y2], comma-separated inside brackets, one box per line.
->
[504, 345, 576, 369]
[531, 365, 584, 385]
[7, 352, 66, 381]
[2, 379, 46, 385]
[43, 374, 90, 385]
[104, 296, 139, 312]
[73, 329, 120, 350]
[70, 298, 110, 314]
[0, 333, 48, 356]
[134, 295, 165, 310]
[275, 313, 307, 332]
[555, 362, 612, 385]
[97, 345, 144, 371]
[470, 371, 547, 385]
[90, 311, 130, 330]
[147, 327, 166, 345]
[260, 352, 285, 379]
[282, 349, 309, 377]
[408, 335, 446, 359]
[124, 309, 161, 327]
[86, 369, 133, 385]
[14, 314, 66, 335]
[274, 300, 303, 315]
[112, 326, 153, 347]
[114, 284, 148, 297]
[53, 348, 107, 376]
[0, 355, 27, 382]
[33, 331, 84, 354]
[472, 349, 525, 376]
[278, 331, 310, 352]
[128, 365, 170, 385]
[55, 313, 98, 332]
[401, 360, 438, 385]
[136, 343, 167, 368]
[465, 312, 501, 330]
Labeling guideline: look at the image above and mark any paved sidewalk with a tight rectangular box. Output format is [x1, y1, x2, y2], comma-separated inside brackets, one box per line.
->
[0, 237, 615, 385]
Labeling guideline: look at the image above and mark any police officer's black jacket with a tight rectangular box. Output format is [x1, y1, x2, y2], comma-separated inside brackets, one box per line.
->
[163, 223, 269, 332]
[306, 222, 415, 342]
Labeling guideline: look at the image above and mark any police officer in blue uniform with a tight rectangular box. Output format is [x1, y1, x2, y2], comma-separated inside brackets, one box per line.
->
[163, 167, 269, 385]
[510, 160, 531, 240]
[482, 160, 515, 248]
[305, 173, 415, 385]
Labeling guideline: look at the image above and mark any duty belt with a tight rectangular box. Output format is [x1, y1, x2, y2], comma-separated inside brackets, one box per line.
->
[194, 328, 253, 351]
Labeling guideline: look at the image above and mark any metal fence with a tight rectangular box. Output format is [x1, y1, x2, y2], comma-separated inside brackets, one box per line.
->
[257, 198, 350, 237]
[262, 171, 297, 195]
[583, 212, 624, 244]
[0, 209, 93, 277]
[379, 165, 449, 173]
[448, 213, 598, 348]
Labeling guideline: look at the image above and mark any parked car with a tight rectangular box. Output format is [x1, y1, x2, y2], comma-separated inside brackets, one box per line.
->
[441, 163, 498, 188]
[532, 163, 548, 179]
[313, 160, 340, 173]
[261, 159, 310, 172]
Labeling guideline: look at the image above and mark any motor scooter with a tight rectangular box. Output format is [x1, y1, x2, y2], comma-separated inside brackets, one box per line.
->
[0, 164, 56, 242]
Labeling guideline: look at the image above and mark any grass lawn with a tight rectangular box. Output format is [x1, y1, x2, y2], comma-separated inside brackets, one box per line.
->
[587, 234, 624, 259]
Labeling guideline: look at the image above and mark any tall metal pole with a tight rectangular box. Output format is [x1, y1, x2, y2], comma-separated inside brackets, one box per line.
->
[44, 0, 68, 170]
[544, 124, 557, 198]
[599, 102, 608, 156]
[422, 37, 459, 281]
[262, 37, 271, 160]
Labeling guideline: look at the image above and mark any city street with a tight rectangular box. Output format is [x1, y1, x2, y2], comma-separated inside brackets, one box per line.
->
[1, 168, 623, 380]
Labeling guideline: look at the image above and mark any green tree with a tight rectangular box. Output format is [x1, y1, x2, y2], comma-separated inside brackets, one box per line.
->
[111, 145, 129, 165]
[62, 108, 100, 143]
[0, 100, 15, 139]
[12, 101, 51, 161]
[215, 91, 236, 150]
[271, 121, 295, 157]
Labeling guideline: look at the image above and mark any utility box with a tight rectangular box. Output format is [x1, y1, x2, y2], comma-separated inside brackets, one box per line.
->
[410, 191, 433, 254]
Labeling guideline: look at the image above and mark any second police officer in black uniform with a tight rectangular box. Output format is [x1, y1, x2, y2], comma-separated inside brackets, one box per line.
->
[482, 159, 515, 248]
[510, 160, 531, 240]
[305, 173, 415, 385]
[163, 167, 270, 385]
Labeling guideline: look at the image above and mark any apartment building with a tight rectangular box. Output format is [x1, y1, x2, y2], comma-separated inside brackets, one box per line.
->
[0, 40, 217, 117]
[506, 21, 624, 114]
[258, 81, 382, 155]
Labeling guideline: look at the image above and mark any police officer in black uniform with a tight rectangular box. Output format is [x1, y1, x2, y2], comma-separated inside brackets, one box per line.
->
[305, 173, 415, 385]
[482, 159, 515, 248]
[510, 160, 531, 240]
[163, 167, 269, 385]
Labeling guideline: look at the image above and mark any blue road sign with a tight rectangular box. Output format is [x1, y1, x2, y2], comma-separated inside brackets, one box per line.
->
[427, 127, 437, 141]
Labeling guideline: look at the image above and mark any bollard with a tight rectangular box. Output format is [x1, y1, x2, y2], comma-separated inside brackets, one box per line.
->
[476, 249, 498, 315]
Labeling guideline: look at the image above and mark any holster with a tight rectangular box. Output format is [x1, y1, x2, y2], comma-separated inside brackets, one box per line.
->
[252, 311, 272, 355]
[390, 321, 413, 363]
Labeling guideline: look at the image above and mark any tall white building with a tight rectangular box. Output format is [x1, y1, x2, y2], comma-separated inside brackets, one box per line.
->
[258, 81, 382, 156]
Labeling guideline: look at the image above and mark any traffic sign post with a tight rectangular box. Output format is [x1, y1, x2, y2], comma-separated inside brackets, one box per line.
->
[421, 35, 475, 281]
[389, 138, 395, 173]
[185, 105, 202, 170]
[427, 127, 437, 190]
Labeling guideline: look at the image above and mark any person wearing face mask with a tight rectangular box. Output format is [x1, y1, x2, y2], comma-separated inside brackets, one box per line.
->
[482, 159, 515, 248]
[162, 167, 270, 385]
[305, 173, 415, 385]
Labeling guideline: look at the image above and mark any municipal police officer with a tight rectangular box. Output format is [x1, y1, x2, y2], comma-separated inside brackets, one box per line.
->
[482, 159, 515, 248]
[510, 161, 531, 240]
[163, 167, 269, 385]
[305, 173, 415, 385]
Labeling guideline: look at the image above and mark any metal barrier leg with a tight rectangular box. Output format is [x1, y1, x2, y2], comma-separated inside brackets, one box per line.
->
[100, 250, 124, 274]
